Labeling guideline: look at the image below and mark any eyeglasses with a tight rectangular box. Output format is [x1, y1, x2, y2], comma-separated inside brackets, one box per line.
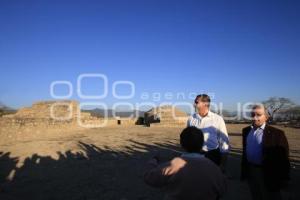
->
[195, 101, 209, 104]
[251, 113, 263, 117]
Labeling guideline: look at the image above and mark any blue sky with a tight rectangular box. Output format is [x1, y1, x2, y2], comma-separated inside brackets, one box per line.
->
[0, 0, 299, 111]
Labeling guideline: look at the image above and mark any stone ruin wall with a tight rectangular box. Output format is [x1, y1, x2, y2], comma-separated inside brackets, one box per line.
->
[144, 105, 188, 128]
[0, 101, 189, 129]
[0, 101, 137, 130]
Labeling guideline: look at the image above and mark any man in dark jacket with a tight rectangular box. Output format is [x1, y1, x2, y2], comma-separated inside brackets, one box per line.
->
[241, 104, 290, 200]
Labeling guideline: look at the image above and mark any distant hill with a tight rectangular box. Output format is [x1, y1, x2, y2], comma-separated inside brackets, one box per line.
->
[0, 102, 17, 116]
[82, 108, 145, 118]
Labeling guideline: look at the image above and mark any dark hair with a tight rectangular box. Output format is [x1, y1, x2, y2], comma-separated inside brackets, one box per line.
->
[180, 127, 204, 153]
[194, 94, 211, 106]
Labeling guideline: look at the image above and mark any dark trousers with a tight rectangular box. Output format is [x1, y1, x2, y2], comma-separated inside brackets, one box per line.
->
[204, 148, 221, 166]
[247, 164, 282, 200]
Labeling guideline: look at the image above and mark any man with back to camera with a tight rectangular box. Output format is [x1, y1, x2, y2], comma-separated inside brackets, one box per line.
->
[144, 127, 226, 200]
[187, 94, 230, 171]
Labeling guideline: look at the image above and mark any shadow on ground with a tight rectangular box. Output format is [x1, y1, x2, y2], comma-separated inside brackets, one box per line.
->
[0, 140, 181, 200]
[0, 140, 299, 200]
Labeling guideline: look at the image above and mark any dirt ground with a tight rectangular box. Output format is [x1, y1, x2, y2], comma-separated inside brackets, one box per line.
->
[0, 124, 299, 200]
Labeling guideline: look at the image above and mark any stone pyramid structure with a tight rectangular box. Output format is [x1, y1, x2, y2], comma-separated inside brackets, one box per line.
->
[144, 105, 188, 127]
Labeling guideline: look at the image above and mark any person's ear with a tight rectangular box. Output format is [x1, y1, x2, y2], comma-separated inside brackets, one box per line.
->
[194, 103, 198, 112]
[265, 114, 269, 120]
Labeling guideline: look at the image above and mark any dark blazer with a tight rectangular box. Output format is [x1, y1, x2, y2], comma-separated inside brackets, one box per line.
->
[241, 124, 290, 191]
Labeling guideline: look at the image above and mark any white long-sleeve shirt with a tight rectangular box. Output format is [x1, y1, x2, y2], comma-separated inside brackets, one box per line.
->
[187, 111, 230, 153]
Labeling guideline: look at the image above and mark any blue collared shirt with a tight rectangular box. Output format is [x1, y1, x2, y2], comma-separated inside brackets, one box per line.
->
[246, 123, 266, 165]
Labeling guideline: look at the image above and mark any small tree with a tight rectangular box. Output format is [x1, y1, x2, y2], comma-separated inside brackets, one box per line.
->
[0, 101, 4, 117]
[262, 97, 295, 123]
[281, 106, 300, 121]
[0, 101, 16, 117]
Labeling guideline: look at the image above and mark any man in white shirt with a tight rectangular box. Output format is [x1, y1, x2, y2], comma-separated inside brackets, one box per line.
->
[187, 94, 230, 170]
